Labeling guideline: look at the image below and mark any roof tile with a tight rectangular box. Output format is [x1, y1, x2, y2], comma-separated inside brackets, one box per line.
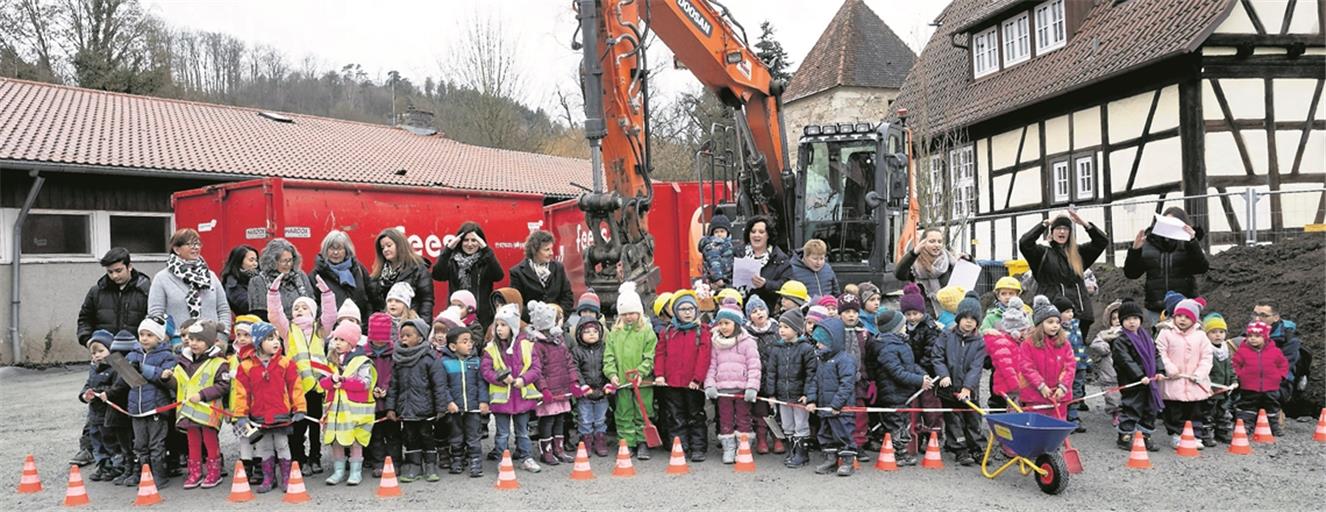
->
[784, 0, 917, 102]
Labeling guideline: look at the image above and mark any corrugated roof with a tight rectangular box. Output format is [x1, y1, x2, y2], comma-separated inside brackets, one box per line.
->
[783, 0, 917, 102]
[0, 78, 591, 197]
[893, 0, 1235, 138]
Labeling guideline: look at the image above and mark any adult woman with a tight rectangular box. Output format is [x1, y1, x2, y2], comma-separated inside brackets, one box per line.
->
[732, 215, 791, 308]
[431, 222, 505, 326]
[1123, 207, 1209, 324]
[367, 228, 435, 318]
[894, 227, 961, 317]
[148, 229, 231, 337]
[508, 230, 574, 316]
[220, 245, 259, 317]
[309, 230, 372, 327]
[247, 238, 315, 321]
[1019, 210, 1110, 337]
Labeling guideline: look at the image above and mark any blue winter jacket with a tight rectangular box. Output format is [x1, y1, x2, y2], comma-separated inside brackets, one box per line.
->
[440, 347, 489, 412]
[806, 317, 857, 412]
[874, 332, 926, 405]
[789, 250, 840, 300]
[1067, 319, 1089, 370]
[124, 343, 177, 415]
[931, 326, 986, 399]
[1270, 320, 1302, 381]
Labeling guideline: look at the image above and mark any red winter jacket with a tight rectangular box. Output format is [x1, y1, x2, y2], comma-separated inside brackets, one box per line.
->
[654, 325, 712, 387]
[1233, 342, 1288, 393]
[983, 331, 1022, 398]
[233, 347, 307, 425]
[1016, 336, 1076, 412]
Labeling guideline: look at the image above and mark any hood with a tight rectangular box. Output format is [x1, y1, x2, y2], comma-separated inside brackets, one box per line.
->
[879, 331, 909, 348]
[258, 238, 303, 276]
[811, 317, 847, 357]
[1272, 319, 1296, 338]
[99, 269, 151, 293]
[492, 288, 524, 311]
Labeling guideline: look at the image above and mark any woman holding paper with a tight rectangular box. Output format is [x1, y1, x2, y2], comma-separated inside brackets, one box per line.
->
[1019, 209, 1110, 338]
[1123, 207, 1209, 324]
[734, 216, 792, 309]
[895, 227, 966, 317]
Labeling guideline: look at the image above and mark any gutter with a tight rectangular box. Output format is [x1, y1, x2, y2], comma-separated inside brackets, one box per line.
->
[10, 171, 45, 364]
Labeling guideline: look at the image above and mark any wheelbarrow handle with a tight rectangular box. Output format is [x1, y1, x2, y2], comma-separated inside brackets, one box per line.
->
[962, 400, 988, 416]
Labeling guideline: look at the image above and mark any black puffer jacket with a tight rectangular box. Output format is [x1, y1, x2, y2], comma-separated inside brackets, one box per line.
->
[431, 224, 505, 326]
[761, 338, 817, 401]
[1123, 229, 1209, 312]
[508, 259, 574, 318]
[732, 243, 792, 308]
[368, 259, 435, 319]
[223, 272, 253, 317]
[79, 362, 116, 424]
[386, 346, 449, 420]
[309, 254, 371, 326]
[571, 334, 608, 400]
[874, 332, 926, 405]
[76, 270, 151, 346]
[1019, 222, 1109, 324]
[906, 317, 943, 374]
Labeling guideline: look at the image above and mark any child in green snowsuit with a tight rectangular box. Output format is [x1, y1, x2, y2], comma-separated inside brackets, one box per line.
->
[604, 283, 658, 460]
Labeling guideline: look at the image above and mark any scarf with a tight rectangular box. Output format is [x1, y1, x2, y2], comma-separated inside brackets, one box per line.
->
[379, 262, 400, 284]
[263, 267, 308, 298]
[392, 342, 430, 366]
[1211, 342, 1230, 362]
[328, 257, 356, 288]
[452, 249, 483, 289]
[1123, 328, 1164, 411]
[167, 254, 212, 319]
[671, 316, 699, 331]
[531, 261, 551, 287]
[293, 315, 314, 338]
[711, 328, 738, 349]
[912, 251, 952, 306]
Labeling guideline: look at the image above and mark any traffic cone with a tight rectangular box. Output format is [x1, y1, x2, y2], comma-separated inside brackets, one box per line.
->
[1228, 419, 1252, 455]
[18, 454, 41, 493]
[734, 434, 756, 473]
[227, 461, 253, 503]
[874, 433, 898, 471]
[63, 465, 89, 507]
[282, 461, 310, 504]
[921, 432, 943, 469]
[612, 440, 636, 478]
[1176, 421, 1200, 457]
[133, 464, 161, 506]
[666, 437, 689, 475]
[377, 456, 401, 498]
[1253, 409, 1276, 443]
[495, 450, 519, 490]
[570, 442, 595, 481]
[1126, 433, 1151, 469]
[1313, 409, 1326, 443]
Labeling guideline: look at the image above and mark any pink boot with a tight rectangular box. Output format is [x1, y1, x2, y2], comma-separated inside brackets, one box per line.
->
[182, 459, 203, 489]
[200, 458, 223, 489]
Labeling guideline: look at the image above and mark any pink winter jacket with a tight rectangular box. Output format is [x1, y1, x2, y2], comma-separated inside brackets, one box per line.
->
[1156, 326, 1214, 402]
[704, 329, 762, 392]
[1016, 336, 1076, 411]
[983, 331, 1023, 398]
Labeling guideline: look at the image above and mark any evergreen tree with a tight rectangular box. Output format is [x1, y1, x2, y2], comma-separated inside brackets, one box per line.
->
[754, 21, 793, 83]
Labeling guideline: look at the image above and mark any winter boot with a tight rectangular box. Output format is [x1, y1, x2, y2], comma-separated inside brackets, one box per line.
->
[449, 452, 465, 475]
[755, 423, 770, 454]
[836, 451, 857, 476]
[554, 436, 576, 463]
[183, 459, 203, 489]
[773, 436, 786, 454]
[720, 435, 737, 464]
[423, 451, 441, 482]
[119, 463, 141, 487]
[325, 460, 348, 485]
[814, 450, 840, 475]
[636, 442, 651, 461]
[468, 457, 483, 478]
[399, 452, 421, 483]
[255, 458, 277, 494]
[539, 438, 560, 466]
[70, 448, 93, 467]
[201, 458, 223, 489]
[244, 459, 261, 485]
[308, 453, 323, 475]
[153, 459, 172, 489]
[277, 459, 293, 492]
[785, 437, 811, 468]
[592, 433, 609, 457]
[89, 460, 115, 482]
[347, 459, 364, 486]
[1143, 433, 1159, 452]
[1117, 433, 1132, 450]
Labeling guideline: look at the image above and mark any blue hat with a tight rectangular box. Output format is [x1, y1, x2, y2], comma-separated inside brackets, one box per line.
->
[956, 291, 983, 322]
[875, 309, 905, 333]
[88, 329, 114, 348]
[1163, 291, 1185, 316]
[715, 304, 745, 326]
[744, 295, 768, 317]
[110, 330, 137, 353]
[250, 322, 277, 346]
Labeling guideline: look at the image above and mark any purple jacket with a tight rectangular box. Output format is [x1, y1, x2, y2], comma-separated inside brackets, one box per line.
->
[704, 329, 762, 391]
[480, 334, 543, 415]
[533, 332, 581, 399]
[365, 341, 394, 412]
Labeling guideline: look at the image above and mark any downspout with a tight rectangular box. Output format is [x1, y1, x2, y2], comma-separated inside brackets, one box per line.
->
[10, 171, 45, 364]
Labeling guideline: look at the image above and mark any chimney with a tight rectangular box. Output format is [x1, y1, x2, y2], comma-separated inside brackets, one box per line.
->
[398, 105, 437, 136]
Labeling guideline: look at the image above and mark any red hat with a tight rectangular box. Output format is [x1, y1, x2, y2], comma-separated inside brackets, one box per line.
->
[368, 312, 394, 343]
[1245, 320, 1271, 338]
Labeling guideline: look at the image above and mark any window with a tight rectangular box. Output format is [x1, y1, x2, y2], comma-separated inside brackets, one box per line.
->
[1035, 0, 1066, 53]
[109, 215, 172, 254]
[1075, 156, 1096, 200]
[927, 155, 945, 214]
[972, 26, 1000, 78]
[1052, 160, 1071, 203]
[21, 213, 91, 255]
[1002, 13, 1031, 66]
[949, 146, 976, 219]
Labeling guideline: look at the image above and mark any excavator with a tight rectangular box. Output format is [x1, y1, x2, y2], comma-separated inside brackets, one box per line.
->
[574, 0, 920, 308]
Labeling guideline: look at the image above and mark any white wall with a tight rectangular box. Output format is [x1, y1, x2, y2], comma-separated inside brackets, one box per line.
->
[784, 86, 901, 163]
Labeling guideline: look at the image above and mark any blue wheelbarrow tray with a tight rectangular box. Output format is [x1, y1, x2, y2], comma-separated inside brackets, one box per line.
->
[984, 412, 1076, 459]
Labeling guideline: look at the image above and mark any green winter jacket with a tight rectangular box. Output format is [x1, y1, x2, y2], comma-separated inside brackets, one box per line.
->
[1209, 340, 1238, 388]
[981, 302, 1032, 332]
[604, 321, 658, 382]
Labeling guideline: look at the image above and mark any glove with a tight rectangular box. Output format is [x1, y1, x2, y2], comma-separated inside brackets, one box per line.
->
[743, 389, 757, 403]
[314, 275, 330, 293]
[603, 383, 617, 395]
[292, 412, 307, 423]
[574, 385, 590, 398]
[268, 273, 283, 292]
[236, 418, 251, 431]
[443, 234, 459, 249]
[705, 387, 718, 400]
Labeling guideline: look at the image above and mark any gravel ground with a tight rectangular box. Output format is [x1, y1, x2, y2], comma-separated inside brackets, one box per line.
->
[3, 366, 1324, 510]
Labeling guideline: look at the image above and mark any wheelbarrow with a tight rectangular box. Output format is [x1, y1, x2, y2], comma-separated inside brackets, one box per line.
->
[964, 400, 1077, 495]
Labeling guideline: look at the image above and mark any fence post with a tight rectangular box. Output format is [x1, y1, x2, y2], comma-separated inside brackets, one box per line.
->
[1243, 188, 1258, 245]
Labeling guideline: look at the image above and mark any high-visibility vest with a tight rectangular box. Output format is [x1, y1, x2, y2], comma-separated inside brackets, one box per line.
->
[286, 327, 327, 395]
[174, 357, 225, 429]
[485, 339, 542, 405]
[322, 355, 377, 446]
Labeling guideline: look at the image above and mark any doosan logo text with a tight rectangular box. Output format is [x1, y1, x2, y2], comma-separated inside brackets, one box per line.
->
[676, 0, 713, 37]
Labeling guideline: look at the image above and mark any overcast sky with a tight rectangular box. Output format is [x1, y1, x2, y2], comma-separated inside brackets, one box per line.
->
[144, 0, 946, 117]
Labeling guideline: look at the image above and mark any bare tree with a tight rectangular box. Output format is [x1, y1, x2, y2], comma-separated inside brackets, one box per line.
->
[442, 14, 532, 151]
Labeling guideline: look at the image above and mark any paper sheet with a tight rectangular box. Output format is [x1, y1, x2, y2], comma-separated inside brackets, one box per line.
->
[1152, 214, 1193, 241]
[946, 259, 981, 292]
[732, 257, 761, 288]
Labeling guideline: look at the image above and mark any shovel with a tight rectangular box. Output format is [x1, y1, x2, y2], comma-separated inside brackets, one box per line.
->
[1054, 401, 1084, 474]
[625, 371, 661, 447]
[107, 352, 148, 387]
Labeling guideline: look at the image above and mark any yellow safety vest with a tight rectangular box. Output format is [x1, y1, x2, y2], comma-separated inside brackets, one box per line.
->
[286, 327, 327, 395]
[174, 357, 225, 429]
[485, 339, 542, 405]
[322, 355, 377, 447]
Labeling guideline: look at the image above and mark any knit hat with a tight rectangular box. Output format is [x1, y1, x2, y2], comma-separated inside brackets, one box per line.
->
[138, 316, 167, 341]
[779, 309, 805, 336]
[1173, 298, 1203, 323]
[451, 290, 478, 313]
[1163, 291, 1185, 316]
[1051, 296, 1075, 314]
[528, 300, 560, 335]
[1032, 295, 1060, 326]
[936, 285, 966, 314]
[88, 329, 114, 349]
[576, 290, 602, 314]
[233, 314, 261, 333]
[181, 319, 218, 344]
[745, 294, 769, 317]
[709, 214, 733, 235]
[367, 312, 394, 343]
[331, 321, 362, 345]
[110, 330, 137, 353]
[1245, 320, 1271, 338]
[1202, 313, 1228, 332]
[817, 294, 839, 309]
[292, 296, 317, 316]
[806, 305, 830, 325]
[1050, 215, 1073, 231]
[900, 283, 926, 314]
[401, 318, 432, 340]
[616, 281, 644, 315]
[331, 301, 358, 324]
[670, 291, 699, 316]
[858, 283, 881, 305]
[715, 304, 745, 326]
[249, 322, 277, 346]
[956, 291, 983, 321]
[1118, 299, 1145, 322]
[386, 282, 415, 306]
[875, 308, 905, 333]
[838, 294, 862, 313]
[1000, 297, 1031, 333]
[434, 306, 466, 331]
[494, 304, 522, 336]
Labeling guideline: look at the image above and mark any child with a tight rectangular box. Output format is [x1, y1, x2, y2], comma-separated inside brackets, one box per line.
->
[268, 274, 336, 475]
[651, 292, 674, 335]
[1053, 296, 1089, 431]
[481, 304, 544, 472]
[806, 317, 858, 476]
[386, 282, 420, 321]
[766, 309, 816, 468]
[1232, 321, 1288, 436]
[386, 318, 447, 483]
[79, 331, 116, 482]
[983, 298, 1029, 411]
[872, 309, 931, 467]
[705, 304, 762, 464]
[792, 239, 839, 299]
[111, 316, 177, 487]
[320, 321, 377, 486]
[838, 294, 872, 454]
[934, 285, 966, 329]
[900, 284, 945, 443]
[571, 317, 613, 457]
[449, 290, 479, 326]
[817, 295, 839, 317]
[1112, 299, 1165, 451]
[232, 322, 307, 493]
[1017, 297, 1076, 419]
[858, 283, 882, 335]
[653, 290, 711, 461]
[699, 214, 735, 288]
[1089, 301, 1124, 426]
[981, 277, 1025, 331]
[1202, 314, 1237, 446]
[776, 281, 810, 315]
[363, 313, 400, 477]
[568, 290, 603, 333]
[173, 319, 231, 489]
[603, 282, 658, 460]
[227, 315, 264, 486]
[1156, 298, 1213, 448]
[932, 292, 986, 466]
[805, 305, 830, 335]
[440, 328, 490, 477]
[528, 300, 580, 465]
[104, 330, 138, 486]
[743, 295, 781, 454]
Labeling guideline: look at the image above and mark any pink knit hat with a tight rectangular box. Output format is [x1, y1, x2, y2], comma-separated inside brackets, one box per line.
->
[806, 305, 830, 325]
[331, 321, 362, 345]
[367, 312, 394, 343]
[450, 290, 478, 313]
[817, 295, 839, 309]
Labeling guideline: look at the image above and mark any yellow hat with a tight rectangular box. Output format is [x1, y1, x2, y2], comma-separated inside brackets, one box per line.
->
[715, 288, 743, 307]
[232, 314, 262, 332]
[653, 292, 675, 317]
[994, 276, 1022, 292]
[1202, 313, 1228, 332]
[935, 285, 967, 313]
[777, 280, 810, 304]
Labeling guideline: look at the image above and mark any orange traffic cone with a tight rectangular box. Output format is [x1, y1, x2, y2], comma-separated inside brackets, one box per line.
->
[1176, 421, 1200, 457]
[1313, 409, 1326, 443]
[1126, 433, 1151, 469]
[495, 450, 519, 490]
[63, 465, 89, 507]
[133, 464, 161, 506]
[227, 461, 253, 503]
[18, 454, 41, 494]
[612, 440, 636, 478]
[666, 437, 689, 475]
[282, 461, 310, 504]
[1228, 419, 1252, 455]
[377, 456, 401, 498]
[1253, 409, 1276, 443]
[921, 432, 943, 469]
[570, 442, 595, 481]
[875, 433, 898, 471]
[734, 434, 756, 473]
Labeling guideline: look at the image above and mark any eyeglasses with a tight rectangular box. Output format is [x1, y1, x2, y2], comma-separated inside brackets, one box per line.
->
[180, 241, 202, 248]
[1253, 312, 1273, 318]
[676, 306, 697, 312]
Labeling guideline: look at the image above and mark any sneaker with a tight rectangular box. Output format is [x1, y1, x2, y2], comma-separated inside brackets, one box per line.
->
[1170, 435, 1182, 449]
[1117, 434, 1132, 450]
[520, 458, 542, 473]
[956, 452, 976, 466]
[69, 449, 93, 467]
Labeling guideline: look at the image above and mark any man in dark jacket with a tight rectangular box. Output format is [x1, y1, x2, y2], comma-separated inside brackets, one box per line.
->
[1123, 208, 1210, 321]
[806, 317, 858, 476]
[1254, 301, 1305, 407]
[931, 292, 987, 465]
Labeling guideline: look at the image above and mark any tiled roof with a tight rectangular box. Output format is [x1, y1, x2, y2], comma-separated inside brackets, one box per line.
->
[893, 0, 1235, 138]
[0, 78, 591, 197]
[783, 0, 917, 102]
